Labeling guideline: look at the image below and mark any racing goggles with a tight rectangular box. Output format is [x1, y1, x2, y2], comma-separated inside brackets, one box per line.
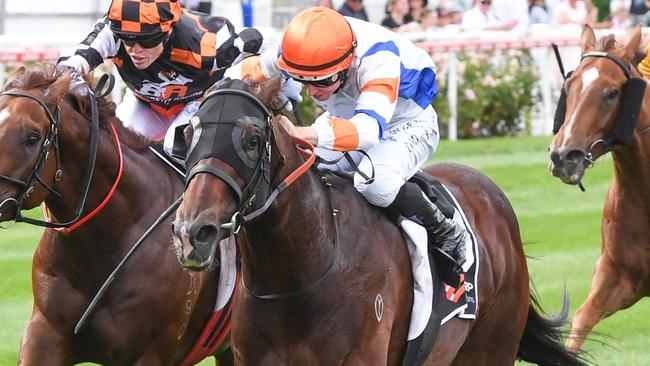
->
[118, 32, 169, 49]
[290, 71, 343, 88]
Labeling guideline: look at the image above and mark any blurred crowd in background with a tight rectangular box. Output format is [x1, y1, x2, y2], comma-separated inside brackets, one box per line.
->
[293, 0, 650, 33]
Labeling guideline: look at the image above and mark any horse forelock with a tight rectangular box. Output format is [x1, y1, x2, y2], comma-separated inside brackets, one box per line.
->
[208, 77, 284, 110]
[595, 34, 618, 52]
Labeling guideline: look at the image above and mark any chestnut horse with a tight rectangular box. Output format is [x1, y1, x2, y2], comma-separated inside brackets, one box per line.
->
[172, 79, 584, 365]
[0, 66, 232, 365]
[549, 25, 650, 352]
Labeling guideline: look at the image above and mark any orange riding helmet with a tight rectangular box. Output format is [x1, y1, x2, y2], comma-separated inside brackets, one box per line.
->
[279, 6, 357, 81]
[108, 0, 181, 38]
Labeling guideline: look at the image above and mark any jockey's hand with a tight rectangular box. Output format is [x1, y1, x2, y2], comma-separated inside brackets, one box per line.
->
[277, 115, 318, 145]
[278, 78, 303, 111]
[56, 63, 90, 95]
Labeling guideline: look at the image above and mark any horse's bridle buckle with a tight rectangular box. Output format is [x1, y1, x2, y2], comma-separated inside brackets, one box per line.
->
[221, 212, 243, 235]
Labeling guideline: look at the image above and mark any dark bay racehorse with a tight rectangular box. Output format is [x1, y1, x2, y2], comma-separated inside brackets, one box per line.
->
[549, 25, 650, 352]
[172, 79, 584, 365]
[0, 65, 231, 365]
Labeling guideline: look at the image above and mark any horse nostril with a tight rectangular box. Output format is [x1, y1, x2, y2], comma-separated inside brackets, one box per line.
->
[565, 149, 586, 164]
[549, 150, 560, 165]
[194, 224, 219, 245]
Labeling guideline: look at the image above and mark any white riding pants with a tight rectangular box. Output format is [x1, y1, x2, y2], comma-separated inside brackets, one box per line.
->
[316, 105, 440, 208]
[117, 90, 200, 142]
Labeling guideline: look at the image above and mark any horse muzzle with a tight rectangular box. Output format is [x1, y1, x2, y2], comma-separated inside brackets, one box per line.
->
[548, 148, 587, 185]
[172, 219, 223, 271]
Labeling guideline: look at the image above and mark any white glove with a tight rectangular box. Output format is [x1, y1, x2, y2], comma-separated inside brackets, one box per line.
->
[69, 73, 90, 95]
[278, 77, 303, 111]
[57, 60, 90, 95]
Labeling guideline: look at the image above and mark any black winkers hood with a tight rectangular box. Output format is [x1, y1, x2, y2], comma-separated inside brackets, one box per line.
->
[186, 79, 271, 181]
[185, 79, 272, 207]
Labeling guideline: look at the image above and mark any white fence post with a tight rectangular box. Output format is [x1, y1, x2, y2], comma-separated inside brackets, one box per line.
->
[447, 51, 458, 142]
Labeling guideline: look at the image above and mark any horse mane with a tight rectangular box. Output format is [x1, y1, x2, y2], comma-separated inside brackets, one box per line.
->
[5, 64, 150, 152]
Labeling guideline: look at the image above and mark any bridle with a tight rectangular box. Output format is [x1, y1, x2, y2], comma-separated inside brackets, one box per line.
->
[0, 74, 117, 231]
[183, 80, 343, 300]
[580, 51, 644, 159]
[552, 45, 647, 191]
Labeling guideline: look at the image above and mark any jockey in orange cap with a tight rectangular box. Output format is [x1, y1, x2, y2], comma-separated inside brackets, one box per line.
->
[58, 0, 267, 149]
[243, 6, 468, 288]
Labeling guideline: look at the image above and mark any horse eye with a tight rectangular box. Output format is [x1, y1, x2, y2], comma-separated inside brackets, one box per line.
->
[25, 131, 41, 147]
[607, 89, 619, 100]
[248, 135, 261, 150]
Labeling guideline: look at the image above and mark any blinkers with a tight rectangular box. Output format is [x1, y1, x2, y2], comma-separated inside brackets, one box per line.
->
[184, 79, 273, 210]
[552, 51, 646, 147]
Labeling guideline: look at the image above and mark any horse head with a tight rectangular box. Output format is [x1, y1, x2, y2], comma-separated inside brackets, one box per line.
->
[172, 77, 302, 270]
[0, 66, 72, 224]
[549, 25, 647, 185]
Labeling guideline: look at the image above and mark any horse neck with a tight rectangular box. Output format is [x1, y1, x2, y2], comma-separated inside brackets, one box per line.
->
[44, 103, 180, 241]
[239, 167, 337, 294]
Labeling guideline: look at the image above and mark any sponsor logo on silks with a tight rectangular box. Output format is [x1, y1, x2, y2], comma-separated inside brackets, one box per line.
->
[444, 274, 466, 303]
[138, 73, 192, 99]
[184, 102, 199, 115]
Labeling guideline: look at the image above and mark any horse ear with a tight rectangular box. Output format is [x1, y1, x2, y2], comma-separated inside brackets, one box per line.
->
[581, 24, 597, 53]
[45, 72, 71, 103]
[3, 66, 26, 91]
[623, 26, 643, 64]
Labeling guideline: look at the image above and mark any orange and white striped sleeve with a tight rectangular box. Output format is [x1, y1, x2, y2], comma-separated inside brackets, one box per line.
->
[313, 45, 400, 151]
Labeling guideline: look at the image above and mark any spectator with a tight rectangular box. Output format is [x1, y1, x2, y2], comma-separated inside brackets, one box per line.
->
[338, 0, 369, 21]
[584, 0, 598, 23]
[437, 7, 453, 27]
[609, 0, 632, 29]
[317, 0, 334, 8]
[420, 8, 442, 31]
[438, 1, 465, 27]
[381, 0, 413, 31]
[529, 0, 551, 24]
[460, 0, 518, 30]
[552, 0, 588, 26]
[492, 0, 529, 27]
[409, 0, 429, 22]
[629, 0, 650, 26]
[404, 7, 441, 31]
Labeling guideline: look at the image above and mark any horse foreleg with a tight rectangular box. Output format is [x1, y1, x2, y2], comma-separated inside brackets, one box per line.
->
[18, 312, 73, 366]
[567, 254, 642, 351]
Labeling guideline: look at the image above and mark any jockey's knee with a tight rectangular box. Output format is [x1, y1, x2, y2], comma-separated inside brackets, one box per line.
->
[353, 169, 404, 208]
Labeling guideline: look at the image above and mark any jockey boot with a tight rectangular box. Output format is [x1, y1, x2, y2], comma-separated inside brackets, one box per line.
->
[389, 182, 467, 288]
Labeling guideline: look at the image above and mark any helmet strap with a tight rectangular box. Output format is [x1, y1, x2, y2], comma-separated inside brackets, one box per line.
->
[162, 29, 172, 48]
[333, 69, 349, 94]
